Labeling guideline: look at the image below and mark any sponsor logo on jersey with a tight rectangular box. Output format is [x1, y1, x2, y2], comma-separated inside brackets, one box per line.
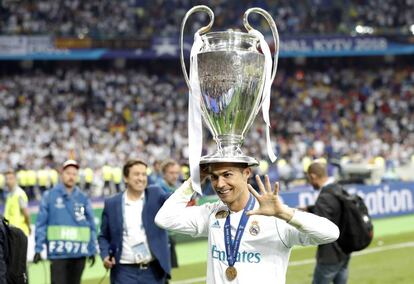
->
[211, 245, 261, 263]
[211, 220, 221, 229]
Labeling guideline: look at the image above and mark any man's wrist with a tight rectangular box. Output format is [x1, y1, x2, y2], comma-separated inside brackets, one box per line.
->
[277, 206, 295, 222]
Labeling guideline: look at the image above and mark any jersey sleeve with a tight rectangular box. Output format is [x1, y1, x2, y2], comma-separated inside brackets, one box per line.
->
[35, 191, 50, 253]
[155, 180, 217, 237]
[276, 209, 339, 248]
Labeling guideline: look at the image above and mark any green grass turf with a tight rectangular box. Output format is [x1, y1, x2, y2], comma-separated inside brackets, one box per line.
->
[28, 214, 414, 283]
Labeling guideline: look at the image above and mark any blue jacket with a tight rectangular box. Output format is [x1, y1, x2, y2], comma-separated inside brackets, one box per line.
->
[98, 185, 171, 277]
[35, 183, 97, 259]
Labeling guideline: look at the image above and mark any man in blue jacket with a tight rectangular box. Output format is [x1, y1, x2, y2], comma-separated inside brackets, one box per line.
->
[33, 160, 96, 284]
[98, 159, 171, 284]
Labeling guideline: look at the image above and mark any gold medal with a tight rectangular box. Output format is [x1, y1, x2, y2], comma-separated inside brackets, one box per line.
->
[215, 210, 229, 219]
[225, 266, 237, 281]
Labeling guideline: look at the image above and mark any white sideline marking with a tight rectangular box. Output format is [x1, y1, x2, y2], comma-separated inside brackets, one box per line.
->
[170, 241, 414, 284]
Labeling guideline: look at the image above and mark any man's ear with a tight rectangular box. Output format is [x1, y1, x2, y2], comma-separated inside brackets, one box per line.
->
[308, 173, 318, 182]
[242, 167, 252, 179]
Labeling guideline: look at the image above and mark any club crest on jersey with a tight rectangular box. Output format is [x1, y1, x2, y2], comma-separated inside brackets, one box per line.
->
[249, 220, 260, 236]
[215, 210, 229, 219]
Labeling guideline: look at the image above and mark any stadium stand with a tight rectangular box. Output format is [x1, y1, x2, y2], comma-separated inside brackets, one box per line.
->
[0, 62, 412, 186]
[0, 0, 413, 37]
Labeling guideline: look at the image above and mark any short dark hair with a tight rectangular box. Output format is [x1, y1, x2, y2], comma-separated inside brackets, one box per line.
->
[123, 159, 148, 177]
[307, 162, 328, 178]
[206, 162, 249, 174]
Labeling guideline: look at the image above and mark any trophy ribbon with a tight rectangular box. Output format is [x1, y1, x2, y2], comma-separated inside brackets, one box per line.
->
[249, 29, 277, 163]
[188, 32, 204, 194]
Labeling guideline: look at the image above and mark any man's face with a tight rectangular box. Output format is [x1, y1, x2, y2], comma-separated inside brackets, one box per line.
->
[164, 164, 180, 187]
[307, 173, 320, 190]
[125, 164, 148, 194]
[5, 173, 17, 190]
[209, 163, 251, 205]
[62, 166, 79, 189]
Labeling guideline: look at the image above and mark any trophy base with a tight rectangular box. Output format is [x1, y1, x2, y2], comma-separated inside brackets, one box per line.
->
[199, 154, 259, 167]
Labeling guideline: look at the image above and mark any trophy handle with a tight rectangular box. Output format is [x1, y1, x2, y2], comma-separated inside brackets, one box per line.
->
[180, 5, 214, 90]
[243, 8, 279, 82]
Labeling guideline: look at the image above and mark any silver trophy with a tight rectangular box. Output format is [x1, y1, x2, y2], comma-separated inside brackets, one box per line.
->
[181, 5, 279, 166]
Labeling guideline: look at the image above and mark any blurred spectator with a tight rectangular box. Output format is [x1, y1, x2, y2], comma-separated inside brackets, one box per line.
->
[0, 1, 412, 37]
[0, 64, 412, 190]
[3, 170, 31, 237]
[159, 159, 181, 193]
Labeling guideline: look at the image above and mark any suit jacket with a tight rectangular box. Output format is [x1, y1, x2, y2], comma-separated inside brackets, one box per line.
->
[308, 183, 349, 264]
[98, 185, 171, 276]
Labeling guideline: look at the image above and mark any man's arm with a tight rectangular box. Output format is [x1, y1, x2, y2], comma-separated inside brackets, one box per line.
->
[19, 196, 31, 235]
[281, 209, 339, 247]
[35, 191, 50, 254]
[97, 201, 110, 261]
[84, 197, 97, 256]
[155, 180, 215, 237]
[247, 175, 339, 247]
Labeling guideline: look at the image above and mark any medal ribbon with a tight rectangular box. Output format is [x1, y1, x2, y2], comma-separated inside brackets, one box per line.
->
[224, 194, 255, 268]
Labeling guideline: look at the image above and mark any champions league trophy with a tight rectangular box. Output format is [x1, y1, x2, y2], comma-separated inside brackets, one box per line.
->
[180, 5, 279, 192]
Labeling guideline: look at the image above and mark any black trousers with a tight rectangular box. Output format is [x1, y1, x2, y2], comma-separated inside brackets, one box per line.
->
[50, 257, 86, 284]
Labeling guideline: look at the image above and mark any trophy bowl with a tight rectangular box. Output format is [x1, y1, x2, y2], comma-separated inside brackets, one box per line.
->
[197, 31, 265, 165]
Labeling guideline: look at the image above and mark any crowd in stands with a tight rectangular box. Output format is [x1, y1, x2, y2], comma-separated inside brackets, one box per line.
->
[0, 64, 413, 184]
[0, 0, 412, 37]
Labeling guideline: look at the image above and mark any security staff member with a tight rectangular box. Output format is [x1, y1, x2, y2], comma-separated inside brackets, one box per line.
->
[83, 167, 94, 194]
[4, 170, 31, 236]
[33, 160, 96, 284]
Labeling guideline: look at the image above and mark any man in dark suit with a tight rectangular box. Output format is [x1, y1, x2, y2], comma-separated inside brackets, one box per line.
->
[306, 162, 350, 284]
[98, 159, 171, 284]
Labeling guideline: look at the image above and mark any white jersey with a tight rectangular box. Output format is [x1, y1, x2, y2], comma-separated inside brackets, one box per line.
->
[155, 180, 339, 284]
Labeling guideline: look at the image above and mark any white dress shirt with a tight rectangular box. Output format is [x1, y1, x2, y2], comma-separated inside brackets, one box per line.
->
[120, 192, 153, 264]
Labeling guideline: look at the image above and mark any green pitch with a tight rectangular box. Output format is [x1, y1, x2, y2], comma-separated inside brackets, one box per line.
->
[29, 214, 414, 284]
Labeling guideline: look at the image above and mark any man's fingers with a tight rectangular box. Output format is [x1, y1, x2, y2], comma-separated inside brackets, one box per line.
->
[248, 184, 261, 200]
[255, 175, 266, 194]
[273, 182, 280, 195]
[264, 175, 272, 193]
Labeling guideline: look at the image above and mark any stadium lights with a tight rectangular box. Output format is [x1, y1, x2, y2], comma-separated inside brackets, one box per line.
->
[355, 25, 374, 34]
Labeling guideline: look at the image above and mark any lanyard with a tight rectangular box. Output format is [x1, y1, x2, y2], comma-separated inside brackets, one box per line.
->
[224, 194, 255, 267]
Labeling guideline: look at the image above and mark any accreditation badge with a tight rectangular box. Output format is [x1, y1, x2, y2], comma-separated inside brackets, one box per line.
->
[249, 220, 260, 236]
[132, 242, 152, 264]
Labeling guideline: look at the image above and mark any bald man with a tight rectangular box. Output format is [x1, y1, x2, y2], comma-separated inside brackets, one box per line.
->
[306, 162, 351, 284]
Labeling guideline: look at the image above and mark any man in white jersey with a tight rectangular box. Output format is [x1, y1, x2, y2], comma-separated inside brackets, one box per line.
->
[155, 162, 339, 284]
